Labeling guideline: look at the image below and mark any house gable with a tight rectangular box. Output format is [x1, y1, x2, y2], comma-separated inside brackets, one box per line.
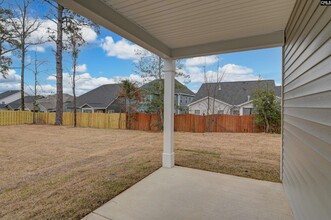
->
[188, 96, 232, 115]
[75, 84, 122, 110]
[0, 91, 28, 104]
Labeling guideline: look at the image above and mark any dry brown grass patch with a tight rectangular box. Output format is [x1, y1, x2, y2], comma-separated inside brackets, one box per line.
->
[0, 125, 280, 219]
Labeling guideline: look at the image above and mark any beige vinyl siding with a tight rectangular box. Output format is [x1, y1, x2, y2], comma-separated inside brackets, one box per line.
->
[282, 0, 331, 220]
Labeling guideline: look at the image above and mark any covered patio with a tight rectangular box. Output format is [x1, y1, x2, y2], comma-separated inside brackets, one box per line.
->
[56, 0, 331, 219]
[83, 166, 293, 220]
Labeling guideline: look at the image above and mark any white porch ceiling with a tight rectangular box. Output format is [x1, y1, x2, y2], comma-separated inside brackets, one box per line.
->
[55, 0, 296, 59]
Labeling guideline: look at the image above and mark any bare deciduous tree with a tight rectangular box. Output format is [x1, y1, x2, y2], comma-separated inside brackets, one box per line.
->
[9, 0, 44, 111]
[29, 52, 47, 123]
[45, 0, 99, 125]
[203, 56, 226, 115]
[135, 49, 188, 126]
[66, 23, 99, 127]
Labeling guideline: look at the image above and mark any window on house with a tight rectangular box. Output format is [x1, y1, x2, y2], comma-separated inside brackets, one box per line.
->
[243, 108, 253, 115]
[194, 110, 200, 115]
[82, 109, 92, 113]
[217, 109, 224, 114]
[232, 109, 240, 115]
[108, 109, 115, 113]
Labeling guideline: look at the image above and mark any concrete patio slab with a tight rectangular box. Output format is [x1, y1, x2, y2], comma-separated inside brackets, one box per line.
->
[84, 166, 293, 220]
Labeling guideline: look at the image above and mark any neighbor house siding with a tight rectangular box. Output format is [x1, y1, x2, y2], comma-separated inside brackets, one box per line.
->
[239, 102, 253, 115]
[282, 1, 331, 220]
[189, 98, 231, 115]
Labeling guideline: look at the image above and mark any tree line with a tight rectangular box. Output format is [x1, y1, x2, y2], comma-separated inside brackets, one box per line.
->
[0, 0, 99, 125]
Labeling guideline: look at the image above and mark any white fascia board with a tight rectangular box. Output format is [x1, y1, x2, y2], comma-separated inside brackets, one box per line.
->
[105, 97, 118, 109]
[55, 0, 171, 58]
[171, 31, 284, 59]
[238, 100, 253, 107]
[176, 92, 195, 97]
[79, 103, 92, 109]
[82, 106, 106, 110]
[188, 96, 230, 107]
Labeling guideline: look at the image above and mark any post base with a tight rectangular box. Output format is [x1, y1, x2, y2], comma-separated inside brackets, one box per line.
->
[162, 152, 175, 168]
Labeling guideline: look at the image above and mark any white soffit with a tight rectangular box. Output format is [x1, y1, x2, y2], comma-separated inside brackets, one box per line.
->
[55, 0, 296, 59]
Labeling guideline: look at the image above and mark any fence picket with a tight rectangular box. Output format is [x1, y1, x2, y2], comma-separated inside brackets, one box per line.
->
[0, 111, 126, 129]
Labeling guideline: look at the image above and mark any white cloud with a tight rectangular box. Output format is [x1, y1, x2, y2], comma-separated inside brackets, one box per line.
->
[0, 69, 21, 91]
[0, 69, 21, 82]
[28, 46, 46, 53]
[221, 64, 258, 82]
[22, 18, 98, 53]
[34, 84, 57, 96]
[185, 64, 259, 83]
[100, 36, 143, 60]
[46, 71, 149, 96]
[185, 55, 219, 67]
[75, 64, 87, 73]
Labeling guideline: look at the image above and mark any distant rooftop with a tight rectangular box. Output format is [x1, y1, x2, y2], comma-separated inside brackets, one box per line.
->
[0, 90, 20, 100]
[75, 84, 123, 108]
[193, 80, 280, 105]
[140, 79, 195, 96]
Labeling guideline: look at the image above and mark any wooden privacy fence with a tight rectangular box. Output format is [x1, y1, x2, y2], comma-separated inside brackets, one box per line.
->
[1, 111, 259, 133]
[128, 113, 161, 131]
[176, 114, 259, 133]
[128, 113, 260, 133]
[0, 111, 126, 129]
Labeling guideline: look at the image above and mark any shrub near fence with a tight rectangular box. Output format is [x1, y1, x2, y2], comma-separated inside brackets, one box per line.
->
[0, 111, 126, 129]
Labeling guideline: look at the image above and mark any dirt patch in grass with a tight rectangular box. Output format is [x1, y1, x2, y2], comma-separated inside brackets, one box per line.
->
[0, 125, 280, 219]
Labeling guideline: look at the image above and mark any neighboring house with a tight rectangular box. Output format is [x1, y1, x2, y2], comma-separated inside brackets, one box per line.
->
[189, 80, 281, 116]
[139, 79, 195, 114]
[0, 90, 28, 104]
[72, 84, 123, 113]
[6, 96, 44, 111]
[37, 94, 73, 112]
[5, 94, 73, 112]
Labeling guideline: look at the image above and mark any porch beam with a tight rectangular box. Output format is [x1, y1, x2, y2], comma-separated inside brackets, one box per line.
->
[163, 59, 175, 168]
[171, 31, 284, 59]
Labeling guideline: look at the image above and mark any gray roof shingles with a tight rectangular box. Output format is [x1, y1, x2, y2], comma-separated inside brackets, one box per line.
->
[274, 86, 282, 97]
[0, 90, 20, 100]
[6, 96, 43, 109]
[75, 84, 123, 109]
[140, 79, 195, 96]
[37, 94, 73, 111]
[193, 80, 280, 105]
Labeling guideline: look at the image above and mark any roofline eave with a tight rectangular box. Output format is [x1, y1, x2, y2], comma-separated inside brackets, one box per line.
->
[188, 96, 231, 107]
[54, 0, 285, 60]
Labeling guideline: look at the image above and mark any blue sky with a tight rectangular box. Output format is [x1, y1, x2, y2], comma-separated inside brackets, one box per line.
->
[0, 1, 282, 95]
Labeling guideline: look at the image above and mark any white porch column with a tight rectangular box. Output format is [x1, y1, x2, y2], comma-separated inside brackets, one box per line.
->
[163, 59, 175, 168]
